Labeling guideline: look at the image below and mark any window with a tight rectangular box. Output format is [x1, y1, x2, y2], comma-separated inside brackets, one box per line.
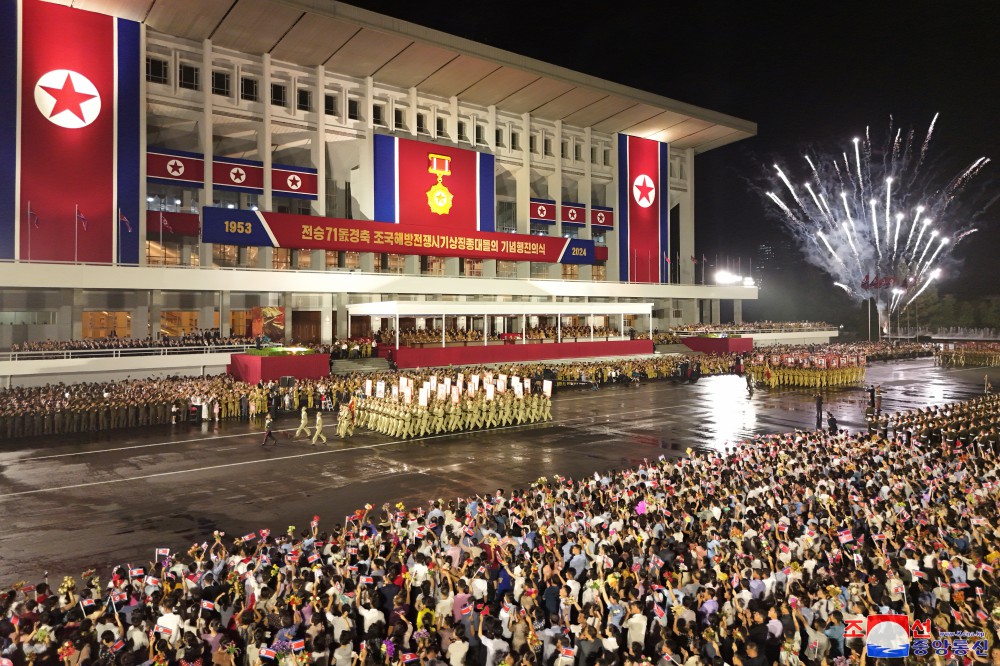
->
[146, 57, 169, 84]
[416, 112, 428, 134]
[496, 200, 516, 234]
[562, 264, 580, 280]
[372, 103, 386, 126]
[272, 248, 291, 270]
[529, 134, 537, 153]
[591, 146, 599, 164]
[544, 137, 552, 156]
[436, 116, 447, 138]
[530, 222, 550, 236]
[511, 131, 520, 151]
[562, 227, 579, 239]
[495, 128, 504, 147]
[393, 107, 405, 130]
[211, 71, 230, 97]
[348, 98, 360, 120]
[297, 89, 312, 111]
[603, 148, 611, 166]
[560, 141, 568, 159]
[592, 230, 607, 246]
[324, 94, 337, 116]
[474, 124, 485, 146]
[240, 76, 259, 102]
[592, 262, 607, 281]
[574, 143, 582, 161]
[462, 258, 483, 277]
[457, 120, 468, 142]
[178, 63, 199, 91]
[270, 83, 287, 107]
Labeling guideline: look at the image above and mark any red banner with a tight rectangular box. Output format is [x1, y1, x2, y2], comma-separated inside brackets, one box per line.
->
[272, 166, 317, 199]
[591, 207, 614, 228]
[145, 210, 199, 237]
[561, 203, 586, 224]
[20, 0, 116, 262]
[147, 150, 204, 187]
[625, 135, 661, 282]
[529, 199, 556, 223]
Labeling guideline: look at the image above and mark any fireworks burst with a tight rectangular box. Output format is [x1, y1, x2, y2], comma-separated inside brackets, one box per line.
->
[762, 115, 995, 329]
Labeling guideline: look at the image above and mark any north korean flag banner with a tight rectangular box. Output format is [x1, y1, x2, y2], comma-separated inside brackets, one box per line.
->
[374, 134, 495, 232]
[591, 206, 615, 228]
[259, 648, 277, 660]
[3, 0, 141, 263]
[529, 198, 557, 224]
[291, 640, 306, 652]
[147, 148, 205, 189]
[213, 157, 265, 194]
[111, 592, 128, 604]
[561, 202, 586, 226]
[273, 165, 318, 200]
[129, 567, 145, 578]
[111, 640, 125, 653]
[200, 601, 215, 612]
[617, 134, 669, 283]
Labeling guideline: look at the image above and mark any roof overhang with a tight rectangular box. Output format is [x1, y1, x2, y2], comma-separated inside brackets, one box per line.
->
[62, 0, 756, 153]
[347, 300, 654, 318]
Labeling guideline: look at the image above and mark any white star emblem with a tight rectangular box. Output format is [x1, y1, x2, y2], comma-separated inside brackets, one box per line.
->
[536, 204, 547, 218]
[434, 190, 449, 207]
[596, 211, 606, 224]
[567, 208, 577, 221]
[632, 174, 656, 208]
[286, 174, 302, 190]
[230, 167, 246, 184]
[166, 159, 185, 177]
[33, 69, 101, 129]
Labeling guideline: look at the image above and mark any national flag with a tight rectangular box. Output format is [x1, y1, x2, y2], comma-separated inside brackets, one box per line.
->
[952, 609, 963, 622]
[777, 523, 787, 533]
[200, 601, 215, 611]
[155, 547, 170, 557]
[291, 640, 305, 652]
[912, 571, 926, 579]
[185, 572, 203, 584]
[129, 567, 144, 578]
[158, 211, 175, 234]
[307, 553, 321, 564]
[528, 198, 557, 224]
[978, 609, 989, 621]
[893, 585, 904, 594]
[808, 640, 818, 651]
[838, 528, 854, 544]
[560, 647, 576, 658]
[401, 654, 419, 663]
[145, 576, 161, 587]
[981, 563, 994, 573]
[80, 598, 96, 609]
[779, 544, 790, 554]
[952, 582, 970, 590]
[118, 209, 132, 233]
[111, 592, 127, 603]
[259, 529, 270, 538]
[154, 624, 173, 636]
[782, 567, 792, 576]
[76, 208, 89, 231]
[617, 134, 668, 283]
[111, 640, 125, 653]
[873, 534, 886, 541]
[259, 648, 277, 660]
[360, 576, 374, 585]
[653, 604, 665, 619]
[460, 604, 472, 616]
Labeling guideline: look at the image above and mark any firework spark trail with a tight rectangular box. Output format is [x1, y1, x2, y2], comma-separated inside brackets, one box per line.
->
[761, 115, 994, 325]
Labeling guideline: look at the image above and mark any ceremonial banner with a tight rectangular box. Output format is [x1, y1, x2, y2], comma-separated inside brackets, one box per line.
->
[375, 381, 385, 398]
[617, 134, 669, 282]
[214, 157, 264, 194]
[529, 198, 557, 224]
[561, 202, 586, 226]
[202, 207, 597, 265]
[374, 134, 494, 232]
[591, 205, 615, 228]
[147, 148, 204, 188]
[542, 380, 552, 398]
[3, 0, 141, 263]
[272, 164, 318, 200]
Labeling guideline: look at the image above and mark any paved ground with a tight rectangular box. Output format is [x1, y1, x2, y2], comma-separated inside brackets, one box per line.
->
[0, 358, 991, 582]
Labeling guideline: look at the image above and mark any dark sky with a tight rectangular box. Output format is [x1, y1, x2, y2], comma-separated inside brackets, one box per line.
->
[347, 0, 1000, 313]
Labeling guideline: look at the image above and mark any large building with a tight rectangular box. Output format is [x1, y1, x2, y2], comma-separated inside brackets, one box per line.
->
[0, 0, 757, 346]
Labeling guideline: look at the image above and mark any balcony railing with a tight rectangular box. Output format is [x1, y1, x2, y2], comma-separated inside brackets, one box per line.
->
[0, 344, 255, 362]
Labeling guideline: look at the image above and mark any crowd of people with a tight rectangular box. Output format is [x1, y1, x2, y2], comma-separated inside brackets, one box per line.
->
[5, 390, 1000, 666]
[671, 321, 833, 333]
[937, 344, 1000, 368]
[10, 331, 255, 354]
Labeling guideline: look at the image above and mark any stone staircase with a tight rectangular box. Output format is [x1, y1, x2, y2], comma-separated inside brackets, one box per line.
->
[329, 357, 390, 375]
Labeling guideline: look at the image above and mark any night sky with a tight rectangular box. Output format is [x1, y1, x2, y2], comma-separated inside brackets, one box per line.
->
[348, 0, 1000, 322]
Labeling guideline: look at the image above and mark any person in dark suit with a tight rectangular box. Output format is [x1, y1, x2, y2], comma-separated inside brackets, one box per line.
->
[261, 415, 278, 447]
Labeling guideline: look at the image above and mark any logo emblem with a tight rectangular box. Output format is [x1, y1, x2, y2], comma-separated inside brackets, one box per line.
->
[426, 153, 453, 215]
[536, 204, 548, 218]
[34, 70, 101, 129]
[230, 167, 246, 184]
[632, 174, 655, 208]
[866, 615, 910, 658]
[596, 211, 606, 224]
[166, 159, 185, 177]
[286, 174, 302, 190]
[567, 208, 577, 221]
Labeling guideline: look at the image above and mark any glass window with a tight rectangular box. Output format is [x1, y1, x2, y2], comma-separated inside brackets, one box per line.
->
[416, 112, 427, 134]
[592, 230, 607, 246]
[495, 128, 504, 147]
[324, 94, 337, 116]
[511, 131, 520, 151]
[463, 258, 483, 277]
[271, 83, 287, 107]
[393, 107, 405, 130]
[146, 57, 169, 84]
[530, 222, 550, 236]
[593, 262, 607, 281]
[475, 124, 485, 145]
[82, 311, 131, 339]
[544, 137, 552, 156]
[574, 143, 582, 161]
[372, 104, 386, 126]
[348, 98, 360, 120]
[422, 256, 446, 275]
[529, 134, 537, 153]
[436, 116, 447, 138]
[562, 264, 580, 280]
[240, 77, 259, 102]
[497, 260, 518, 279]
[272, 248, 292, 270]
[178, 63, 199, 91]
[297, 89, 312, 111]
[211, 71, 230, 97]
[457, 120, 468, 142]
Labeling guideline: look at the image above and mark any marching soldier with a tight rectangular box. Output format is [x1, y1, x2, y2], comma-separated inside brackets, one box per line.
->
[312, 410, 327, 445]
[295, 406, 313, 439]
[337, 403, 353, 438]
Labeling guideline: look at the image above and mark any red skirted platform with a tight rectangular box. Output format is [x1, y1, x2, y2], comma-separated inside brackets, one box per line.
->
[390, 340, 653, 369]
[681, 336, 753, 355]
[227, 353, 331, 384]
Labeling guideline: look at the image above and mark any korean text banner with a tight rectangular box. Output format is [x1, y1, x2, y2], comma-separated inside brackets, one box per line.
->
[2, 0, 141, 263]
[373, 134, 495, 233]
[201, 207, 595, 265]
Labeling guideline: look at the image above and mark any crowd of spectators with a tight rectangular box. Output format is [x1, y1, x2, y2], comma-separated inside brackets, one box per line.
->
[4, 391, 1000, 666]
[10, 331, 256, 354]
[937, 343, 1000, 368]
[672, 322, 833, 334]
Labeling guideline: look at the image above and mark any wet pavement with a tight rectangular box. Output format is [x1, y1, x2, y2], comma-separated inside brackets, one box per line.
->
[0, 358, 991, 582]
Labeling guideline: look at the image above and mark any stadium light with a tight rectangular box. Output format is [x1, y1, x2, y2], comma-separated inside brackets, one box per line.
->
[714, 270, 743, 285]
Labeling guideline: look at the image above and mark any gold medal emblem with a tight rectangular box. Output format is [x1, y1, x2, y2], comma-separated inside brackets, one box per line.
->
[426, 153, 453, 215]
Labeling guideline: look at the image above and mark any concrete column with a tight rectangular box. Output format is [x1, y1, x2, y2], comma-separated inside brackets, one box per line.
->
[282, 292, 293, 342]
[404, 255, 419, 274]
[320, 292, 334, 344]
[131, 290, 150, 339]
[198, 295, 215, 330]
[678, 148, 696, 284]
[149, 289, 163, 339]
[261, 53, 274, 213]
[220, 290, 231, 336]
[448, 96, 459, 143]
[517, 113, 531, 235]
[336, 293, 349, 339]
[313, 65, 327, 220]
[360, 252, 375, 272]
[582, 126, 592, 241]
[486, 105, 497, 151]
[310, 249, 325, 269]
[408, 87, 419, 136]
[552, 119, 563, 237]
[198, 38, 215, 268]
[710, 299, 721, 325]
[444, 257, 459, 276]
[482, 260, 497, 278]
[733, 299, 743, 324]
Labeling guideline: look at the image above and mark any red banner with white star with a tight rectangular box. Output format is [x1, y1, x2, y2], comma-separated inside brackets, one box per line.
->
[18, 0, 118, 262]
[624, 135, 661, 283]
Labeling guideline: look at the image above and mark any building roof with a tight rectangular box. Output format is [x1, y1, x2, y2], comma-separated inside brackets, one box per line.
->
[65, 0, 757, 153]
[347, 300, 654, 318]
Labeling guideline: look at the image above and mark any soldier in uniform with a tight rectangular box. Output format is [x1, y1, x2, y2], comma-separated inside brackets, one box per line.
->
[337, 404, 353, 438]
[312, 410, 327, 445]
[295, 406, 313, 439]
